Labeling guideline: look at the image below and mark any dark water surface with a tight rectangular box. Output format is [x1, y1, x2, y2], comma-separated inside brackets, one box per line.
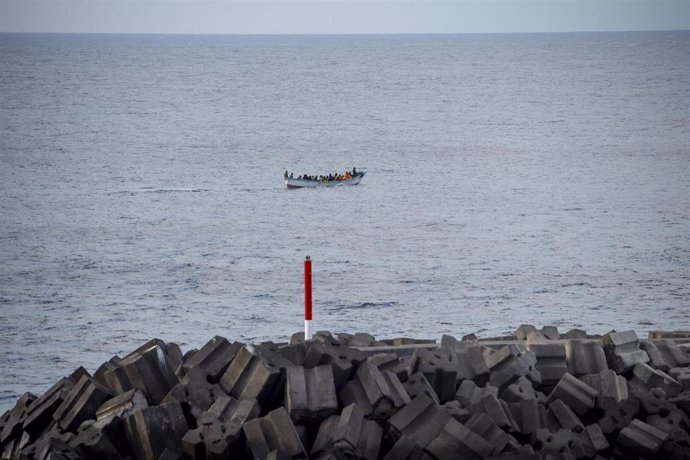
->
[1, 32, 689, 410]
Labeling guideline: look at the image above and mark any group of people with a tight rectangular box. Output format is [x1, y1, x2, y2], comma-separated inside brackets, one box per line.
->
[285, 167, 358, 182]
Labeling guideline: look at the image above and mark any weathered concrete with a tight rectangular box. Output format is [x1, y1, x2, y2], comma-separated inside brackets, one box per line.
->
[242, 407, 306, 460]
[564, 340, 608, 377]
[602, 331, 650, 374]
[53, 375, 112, 433]
[122, 401, 188, 460]
[356, 361, 410, 420]
[546, 372, 597, 417]
[386, 394, 449, 449]
[426, 418, 495, 460]
[219, 346, 284, 408]
[180, 336, 242, 383]
[614, 418, 668, 459]
[285, 365, 338, 424]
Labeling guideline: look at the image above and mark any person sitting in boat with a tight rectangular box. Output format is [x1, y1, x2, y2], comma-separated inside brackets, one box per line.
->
[352, 167, 357, 176]
[284, 171, 288, 179]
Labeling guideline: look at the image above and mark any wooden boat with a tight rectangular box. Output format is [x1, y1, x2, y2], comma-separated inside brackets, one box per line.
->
[285, 172, 366, 189]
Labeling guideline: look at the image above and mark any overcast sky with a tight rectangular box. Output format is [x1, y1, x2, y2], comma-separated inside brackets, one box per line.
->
[1, 0, 688, 34]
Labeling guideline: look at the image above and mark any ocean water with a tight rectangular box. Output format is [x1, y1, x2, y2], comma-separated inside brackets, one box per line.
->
[1, 31, 689, 410]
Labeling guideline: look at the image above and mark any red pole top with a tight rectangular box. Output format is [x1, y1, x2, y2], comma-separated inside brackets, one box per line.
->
[304, 256, 312, 321]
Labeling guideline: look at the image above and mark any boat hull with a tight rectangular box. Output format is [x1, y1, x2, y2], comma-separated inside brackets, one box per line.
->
[285, 172, 365, 189]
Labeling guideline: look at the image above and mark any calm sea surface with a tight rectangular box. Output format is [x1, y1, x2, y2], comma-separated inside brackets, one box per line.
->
[1, 32, 689, 410]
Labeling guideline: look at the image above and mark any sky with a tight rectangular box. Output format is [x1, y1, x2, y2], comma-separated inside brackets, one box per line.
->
[0, 0, 688, 34]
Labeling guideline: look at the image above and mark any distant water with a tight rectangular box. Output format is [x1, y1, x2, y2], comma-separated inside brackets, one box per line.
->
[1, 32, 689, 410]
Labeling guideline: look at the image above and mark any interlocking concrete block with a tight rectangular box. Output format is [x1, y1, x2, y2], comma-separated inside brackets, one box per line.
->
[357, 361, 410, 420]
[527, 343, 567, 390]
[614, 419, 668, 459]
[242, 407, 306, 460]
[508, 399, 546, 437]
[23, 378, 76, 437]
[303, 342, 365, 389]
[657, 339, 690, 368]
[640, 340, 671, 372]
[103, 340, 180, 405]
[464, 413, 514, 454]
[546, 399, 584, 432]
[33, 437, 81, 460]
[578, 424, 609, 458]
[404, 372, 439, 404]
[180, 336, 242, 383]
[369, 353, 409, 383]
[349, 332, 378, 347]
[94, 357, 122, 388]
[285, 365, 338, 424]
[93, 388, 148, 430]
[561, 329, 588, 340]
[181, 397, 259, 460]
[515, 325, 539, 340]
[500, 376, 546, 403]
[564, 340, 608, 377]
[163, 366, 222, 419]
[0, 392, 36, 444]
[278, 342, 308, 367]
[602, 331, 650, 374]
[311, 404, 382, 459]
[53, 375, 112, 433]
[122, 401, 188, 460]
[485, 345, 541, 391]
[426, 418, 495, 460]
[541, 326, 560, 341]
[386, 394, 450, 449]
[382, 436, 434, 460]
[339, 377, 374, 418]
[631, 361, 682, 397]
[219, 346, 283, 409]
[455, 380, 498, 407]
[476, 394, 518, 432]
[546, 373, 597, 417]
[648, 409, 690, 444]
[69, 416, 127, 460]
[408, 348, 458, 403]
[442, 400, 471, 424]
[530, 428, 584, 458]
[580, 369, 628, 409]
[441, 336, 490, 383]
[596, 398, 639, 435]
[660, 441, 690, 460]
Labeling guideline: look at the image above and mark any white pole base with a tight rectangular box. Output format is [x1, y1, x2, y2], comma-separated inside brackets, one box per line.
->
[304, 320, 312, 340]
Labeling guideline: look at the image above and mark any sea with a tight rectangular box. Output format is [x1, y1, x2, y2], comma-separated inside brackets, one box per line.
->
[1, 31, 689, 411]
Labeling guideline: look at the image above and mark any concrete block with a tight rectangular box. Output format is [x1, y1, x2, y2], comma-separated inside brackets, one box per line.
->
[53, 375, 112, 433]
[442, 400, 471, 424]
[546, 373, 597, 417]
[515, 325, 539, 340]
[369, 353, 409, 383]
[641, 340, 671, 372]
[158, 448, 182, 460]
[386, 394, 450, 449]
[311, 403, 381, 459]
[647, 409, 690, 444]
[441, 336, 490, 383]
[464, 413, 512, 454]
[349, 332, 378, 347]
[180, 336, 242, 383]
[530, 428, 584, 457]
[181, 401, 257, 460]
[485, 345, 540, 391]
[561, 329, 588, 340]
[596, 398, 639, 435]
[285, 365, 338, 424]
[580, 369, 628, 409]
[500, 376, 546, 403]
[0, 392, 36, 444]
[242, 407, 306, 460]
[23, 378, 76, 437]
[356, 361, 410, 420]
[477, 394, 518, 432]
[455, 380, 498, 407]
[122, 401, 188, 460]
[339, 378, 374, 418]
[602, 331, 650, 374]
[408, 348, 458, 403]
[163, 366, 222, 420]
[94, 388, 148, 430]
[508, 399, 546, 437]
[614, 419, 668, 459]
[659, 441, 690, 460]
[564, 340, 608, 377]
[426, 418, 495, 460]
[546, 399, 584, 432]
[631, 361, 682, 397]
[670, 392, 690, 416]
[527, 343, 567, 389]
[303, 342, 365, 389]
[103, 341, 180, 405]
[93, 357, 122, 388]
[541, 326, 560, 340]
[657, 339, 690, 368]
[382, 436, 434, 460]
[219, 346, 283, 409]
[33, 437, 81, 460]
[69, 417, 127, 459]
[578, 424, 609, 458]
[404, 372, 439, 404]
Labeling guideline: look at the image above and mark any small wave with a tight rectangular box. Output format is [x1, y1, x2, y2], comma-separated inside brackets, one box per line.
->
[108, 188, 210, 195]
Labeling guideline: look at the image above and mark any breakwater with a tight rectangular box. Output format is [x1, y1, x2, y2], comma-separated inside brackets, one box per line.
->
[1, 327, 689, 459]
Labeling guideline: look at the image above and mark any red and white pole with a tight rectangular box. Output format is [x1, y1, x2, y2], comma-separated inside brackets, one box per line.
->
[304, 256, 312, 340]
